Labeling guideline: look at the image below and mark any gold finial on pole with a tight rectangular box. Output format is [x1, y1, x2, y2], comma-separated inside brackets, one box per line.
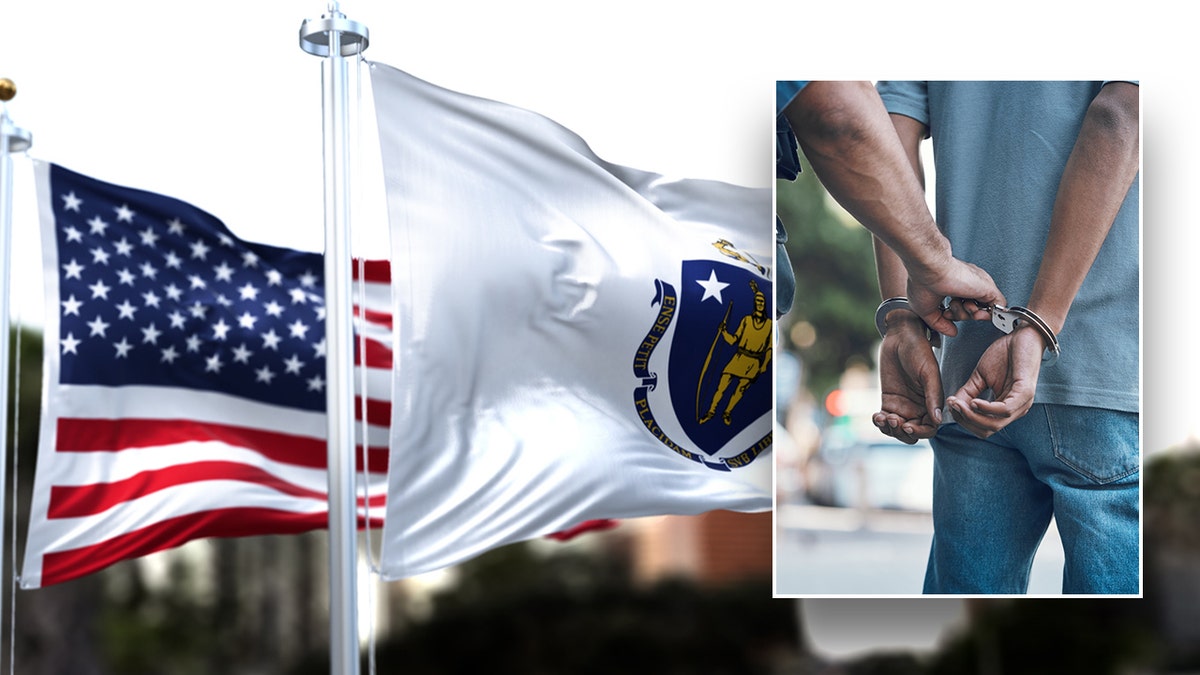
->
[0, 81, 32, 153]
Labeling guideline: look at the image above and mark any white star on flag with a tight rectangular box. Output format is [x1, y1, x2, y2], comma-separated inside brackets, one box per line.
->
[695, 269, 730, 303]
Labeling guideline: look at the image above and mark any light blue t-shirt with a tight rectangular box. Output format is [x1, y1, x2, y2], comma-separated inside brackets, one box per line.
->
[876, 81, 1139, 413]
[776, 81, 810, 115]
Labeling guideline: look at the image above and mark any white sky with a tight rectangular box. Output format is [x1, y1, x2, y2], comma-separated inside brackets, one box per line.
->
[1, 0, 1197, 656]
[2, 1, 789, 330]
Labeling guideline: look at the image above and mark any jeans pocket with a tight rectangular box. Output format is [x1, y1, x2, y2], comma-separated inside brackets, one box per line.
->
[1046, 405, 1140, 484]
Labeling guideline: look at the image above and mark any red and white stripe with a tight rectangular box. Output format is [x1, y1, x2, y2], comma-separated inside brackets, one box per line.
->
[19, 261, 393, 588]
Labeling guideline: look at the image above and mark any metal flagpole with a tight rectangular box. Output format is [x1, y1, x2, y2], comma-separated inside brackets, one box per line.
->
[0, 78, 31, 673]
[299, 6, 369, 675]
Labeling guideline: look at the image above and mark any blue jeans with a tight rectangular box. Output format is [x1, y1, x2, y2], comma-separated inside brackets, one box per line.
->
[924, 404, 1140, 594]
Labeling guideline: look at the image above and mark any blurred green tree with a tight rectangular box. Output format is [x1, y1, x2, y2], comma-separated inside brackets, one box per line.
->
[776, 157, 881, 401]
[6, 327, 107, 674]
[1144, 446, 1200, 669]
[292, 544, 800, 675]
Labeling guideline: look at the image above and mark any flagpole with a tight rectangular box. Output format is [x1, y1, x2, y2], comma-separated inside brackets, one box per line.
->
[299, 6, 369, 675]
[0, 79, 30, 671]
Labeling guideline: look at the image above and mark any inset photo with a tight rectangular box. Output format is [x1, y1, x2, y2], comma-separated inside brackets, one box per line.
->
[773, 81, 1140, 597]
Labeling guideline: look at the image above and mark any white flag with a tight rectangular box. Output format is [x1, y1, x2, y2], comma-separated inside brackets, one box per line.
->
[370, 62, 774, 579]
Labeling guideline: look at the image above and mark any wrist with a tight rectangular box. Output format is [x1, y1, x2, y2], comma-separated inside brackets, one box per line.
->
[903, 228, 954, 286]
[884, 309, 927, 334]
[874, 297, 942, 347]
[1024, 302, 1068, 335]
[991, 304, 1061, 366]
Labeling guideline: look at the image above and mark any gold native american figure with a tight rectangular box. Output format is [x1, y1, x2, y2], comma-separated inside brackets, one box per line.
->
[698, 280, 771, 426]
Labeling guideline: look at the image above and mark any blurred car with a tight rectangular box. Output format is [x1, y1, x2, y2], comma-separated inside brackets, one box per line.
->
[806, 430, 933, 511]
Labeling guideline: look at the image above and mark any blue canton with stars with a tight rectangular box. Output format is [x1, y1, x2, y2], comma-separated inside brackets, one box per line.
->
[49, 163, 330, 412]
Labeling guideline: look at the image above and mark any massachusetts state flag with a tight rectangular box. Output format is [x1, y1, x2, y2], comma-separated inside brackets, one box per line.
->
[20, 161, 391, 588]
[369, 62, 774, 579]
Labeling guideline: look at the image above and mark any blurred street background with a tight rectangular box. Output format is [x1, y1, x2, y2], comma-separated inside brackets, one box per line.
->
[773, 127, 1068, 597]
[775, 505, 1063, 596]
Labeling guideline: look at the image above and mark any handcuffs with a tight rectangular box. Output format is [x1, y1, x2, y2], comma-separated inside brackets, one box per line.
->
[874, 296, 1060, 366]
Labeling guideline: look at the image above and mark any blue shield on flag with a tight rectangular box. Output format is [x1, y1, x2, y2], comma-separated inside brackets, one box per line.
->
[670, 260, 772, 455]
[631, 256, 773, 473]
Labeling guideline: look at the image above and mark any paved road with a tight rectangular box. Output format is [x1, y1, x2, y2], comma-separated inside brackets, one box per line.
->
[775, 503, 1066, 595]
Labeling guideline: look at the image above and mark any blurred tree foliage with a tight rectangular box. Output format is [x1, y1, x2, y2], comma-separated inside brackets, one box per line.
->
[5, 326, 40, 478]
[6, 328, 107, 674]
[293, 545, 799, 675]
[926, 599, 1159, 675]
[776, 157, 881, 402]
[1143, 446, 1200, 670]
[97, 558, 224, 675]
[1145, 447, 1200, 550]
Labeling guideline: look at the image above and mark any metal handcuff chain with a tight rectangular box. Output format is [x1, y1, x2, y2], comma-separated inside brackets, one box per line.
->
[987, 304, 1060, 366]
[874, 297, 1060, 366]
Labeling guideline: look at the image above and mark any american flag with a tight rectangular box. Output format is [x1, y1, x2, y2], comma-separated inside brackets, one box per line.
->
[20, 162, 392, 588]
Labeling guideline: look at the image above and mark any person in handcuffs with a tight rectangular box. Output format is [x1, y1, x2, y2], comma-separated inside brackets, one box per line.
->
[870, 81, 1140, 595]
